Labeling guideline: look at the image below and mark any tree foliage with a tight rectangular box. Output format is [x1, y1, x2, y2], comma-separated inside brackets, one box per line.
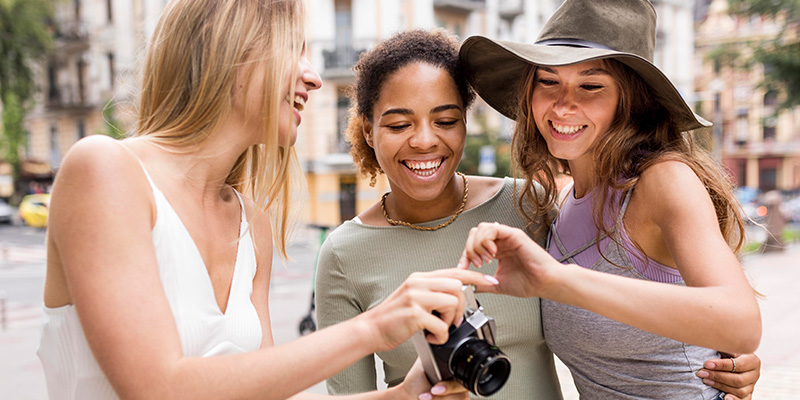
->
[728, 0, 800, 109]
[0, 0, 53, 177]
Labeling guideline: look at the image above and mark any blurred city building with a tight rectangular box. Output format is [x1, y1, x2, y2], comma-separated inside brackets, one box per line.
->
[695, 0, 800, 192]
[23, 0, 167, 174]
[21, 0, 701, 228]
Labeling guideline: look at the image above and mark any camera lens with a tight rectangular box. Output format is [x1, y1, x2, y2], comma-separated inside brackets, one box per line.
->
[449, 338, 511, 397]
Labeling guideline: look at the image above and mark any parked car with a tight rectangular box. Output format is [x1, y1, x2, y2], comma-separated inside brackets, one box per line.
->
[19, 193, 51, 228]
[0, 199, 13, 224]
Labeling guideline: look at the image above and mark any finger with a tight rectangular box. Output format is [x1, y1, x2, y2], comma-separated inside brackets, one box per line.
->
[418, 269, 500, 293]
[697, 369, 754, 399]
[470, 223, 499, 262]
[463, 227, 483, 267]
[430, 380, 467, 396]
[422, 313, 453, 345]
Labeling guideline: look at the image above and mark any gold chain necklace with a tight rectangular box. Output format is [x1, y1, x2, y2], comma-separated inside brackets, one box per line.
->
[381, 172, 468, 231]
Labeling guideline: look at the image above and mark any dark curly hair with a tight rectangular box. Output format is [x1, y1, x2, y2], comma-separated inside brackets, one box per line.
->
[346, 28, 475, 185]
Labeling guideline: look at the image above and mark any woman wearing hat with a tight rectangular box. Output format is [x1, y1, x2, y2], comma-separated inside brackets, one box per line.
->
[315, 24, 760, 400]
[458, 0, 761, 398]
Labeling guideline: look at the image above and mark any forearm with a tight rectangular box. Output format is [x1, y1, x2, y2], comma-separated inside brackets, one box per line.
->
[547, 263, 761, 354]
[129, 315, 378, 400]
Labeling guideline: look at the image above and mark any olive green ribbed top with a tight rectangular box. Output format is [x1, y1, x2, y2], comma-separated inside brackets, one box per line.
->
[315, 177, 563, 400]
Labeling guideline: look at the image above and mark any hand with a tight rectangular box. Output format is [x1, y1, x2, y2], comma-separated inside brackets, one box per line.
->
[457, 222, 561, 298]
[697, 353, 761, 399]
[398, 359, 469, 400]
[358, 269, 494, 352]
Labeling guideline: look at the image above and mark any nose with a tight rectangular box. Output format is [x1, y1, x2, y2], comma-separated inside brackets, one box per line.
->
[408, 123, 438, 150]
[300, 56, 322, 91]
[552, 87, 577, 117]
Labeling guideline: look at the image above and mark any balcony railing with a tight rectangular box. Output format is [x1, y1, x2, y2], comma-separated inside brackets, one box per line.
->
[322, 45, 366, 74]
[46, 85, 88, 109]
[54, 20, 88, 41]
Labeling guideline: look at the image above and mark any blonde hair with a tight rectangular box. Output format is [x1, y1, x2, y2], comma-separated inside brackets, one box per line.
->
[513, 59, 746, 255]
[136, 0, 306, 259]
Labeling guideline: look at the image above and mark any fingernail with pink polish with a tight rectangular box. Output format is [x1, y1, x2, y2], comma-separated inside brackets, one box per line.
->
[484, 275, 499, 285]
[696, 370, 709, 378]
[431, 384, 446, 395]
[418, 393, 432, 400]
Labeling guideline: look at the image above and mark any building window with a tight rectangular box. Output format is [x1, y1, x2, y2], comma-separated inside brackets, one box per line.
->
[759, 167, 777, 192]
[764, 90, 778, 107]
[736, 113, 748, 146]
[76, 119, 86, 140]
[77, 58, 86, 104]
[50, 125, 61, 168]
[107, 52, 115, 89]
[336, 90, 350, 153]
[736, 162, 746, 187]
[47, 63, 59, 103]
[339, 175, 357, 223]
[763, 117, 776, 141]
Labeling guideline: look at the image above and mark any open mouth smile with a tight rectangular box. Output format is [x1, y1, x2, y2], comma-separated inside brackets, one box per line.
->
[402, 158, 443, 177]
[550, 121, 587, 135]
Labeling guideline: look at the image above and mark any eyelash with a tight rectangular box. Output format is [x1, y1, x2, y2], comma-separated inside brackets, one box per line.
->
[537, 79, 604, 91]
[385, 120, 459, 131]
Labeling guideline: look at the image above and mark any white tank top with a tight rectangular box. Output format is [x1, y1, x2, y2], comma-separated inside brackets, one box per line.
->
[37, 157, 263, 400]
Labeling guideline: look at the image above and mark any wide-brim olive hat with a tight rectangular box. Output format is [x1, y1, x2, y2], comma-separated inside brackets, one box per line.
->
[459, 0, 710, 132]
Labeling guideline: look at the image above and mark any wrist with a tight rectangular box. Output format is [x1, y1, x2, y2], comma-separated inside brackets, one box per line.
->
[351, 310, 384, 354]
[539, 261, 580, 302]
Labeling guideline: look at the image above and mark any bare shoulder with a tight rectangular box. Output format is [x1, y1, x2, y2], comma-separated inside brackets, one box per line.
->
[49, 135, 154, 237]
[635, 160, 710, 217]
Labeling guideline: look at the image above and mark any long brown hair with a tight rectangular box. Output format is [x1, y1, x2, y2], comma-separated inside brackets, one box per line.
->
[512, 59, 746, 255]
[135, 0, 306, 259]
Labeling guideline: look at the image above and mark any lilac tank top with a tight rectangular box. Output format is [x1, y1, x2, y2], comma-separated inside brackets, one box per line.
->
[541, 186, 722, 399]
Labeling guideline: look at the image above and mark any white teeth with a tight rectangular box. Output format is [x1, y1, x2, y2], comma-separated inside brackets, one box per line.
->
[404, 159, 442, 175]
[552, 122, 585, 134]
[287, 95, 305, 112]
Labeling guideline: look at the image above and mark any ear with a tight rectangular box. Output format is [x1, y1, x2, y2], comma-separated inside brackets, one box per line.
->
[362, 116, 374, 148]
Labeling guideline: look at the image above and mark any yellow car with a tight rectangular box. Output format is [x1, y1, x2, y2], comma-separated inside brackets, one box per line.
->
[19, 193, 51, 228]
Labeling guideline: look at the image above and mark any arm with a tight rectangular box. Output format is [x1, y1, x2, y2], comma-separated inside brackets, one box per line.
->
[51, 137, 483, 400]
[314, 236, 379, 394]
[457, 164, 760, 355]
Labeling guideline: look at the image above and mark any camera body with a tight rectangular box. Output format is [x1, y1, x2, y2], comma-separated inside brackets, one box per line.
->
[412, 285, 511, 397]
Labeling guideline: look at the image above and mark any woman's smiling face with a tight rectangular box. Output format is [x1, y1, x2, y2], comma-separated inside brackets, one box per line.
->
[365, 62, 466, 202]
[531, 60, 620, 169]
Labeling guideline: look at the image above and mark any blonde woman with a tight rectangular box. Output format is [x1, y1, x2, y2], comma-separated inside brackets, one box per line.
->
[37, 1, 487, 399]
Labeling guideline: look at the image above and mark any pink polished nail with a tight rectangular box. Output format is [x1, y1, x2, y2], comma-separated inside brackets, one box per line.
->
[418, 393, 432, 400]
[431, 384, 446, 395]
[484, 275, 499, 285]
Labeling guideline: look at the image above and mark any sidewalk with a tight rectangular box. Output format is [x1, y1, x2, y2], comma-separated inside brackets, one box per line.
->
[1, 242, 798, 398]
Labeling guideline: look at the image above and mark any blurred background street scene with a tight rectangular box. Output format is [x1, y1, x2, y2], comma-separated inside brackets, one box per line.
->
[1, 0, 799, 398]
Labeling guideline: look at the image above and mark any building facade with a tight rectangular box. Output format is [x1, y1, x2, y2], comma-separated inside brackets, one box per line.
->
[695, 0, 800, 192]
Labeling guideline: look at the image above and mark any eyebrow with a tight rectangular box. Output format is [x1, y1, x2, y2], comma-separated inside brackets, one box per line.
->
[380, 104, 462, 117]
[538, 66, 610, 76]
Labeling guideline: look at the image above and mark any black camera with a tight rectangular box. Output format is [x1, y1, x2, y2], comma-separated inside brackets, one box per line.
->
[412, 285, 511, 397]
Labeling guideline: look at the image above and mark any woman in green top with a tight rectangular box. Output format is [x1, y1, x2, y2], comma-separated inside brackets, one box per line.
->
[314, 29, 761, 399]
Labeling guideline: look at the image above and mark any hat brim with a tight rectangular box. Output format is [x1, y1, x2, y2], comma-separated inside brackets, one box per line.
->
[460, 36, 710, 132]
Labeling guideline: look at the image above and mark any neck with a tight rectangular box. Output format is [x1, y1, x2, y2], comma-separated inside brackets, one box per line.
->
[568, 158, 597, 199]
[138, 121, 251, 203]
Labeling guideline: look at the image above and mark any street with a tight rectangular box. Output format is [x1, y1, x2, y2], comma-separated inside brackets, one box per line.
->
[0, 223, 799, 398]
